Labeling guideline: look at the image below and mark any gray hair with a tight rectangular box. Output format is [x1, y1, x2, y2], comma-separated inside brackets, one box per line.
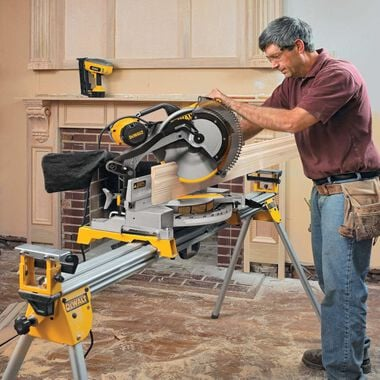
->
[259, 16, 315, 52]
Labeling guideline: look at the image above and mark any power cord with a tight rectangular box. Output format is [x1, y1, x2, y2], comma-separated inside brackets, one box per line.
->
[79, 123, 111, 262]
[79, 124, 113, 358]
[84, 330, 94, 358]
[79, 185, 91, 263]
[80, 119, 146, 359]
[0, 334, 18, 348]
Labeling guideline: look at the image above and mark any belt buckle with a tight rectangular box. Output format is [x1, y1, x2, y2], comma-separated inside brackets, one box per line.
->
[337, 172, 361, 183]
[333, 172, 361, 184]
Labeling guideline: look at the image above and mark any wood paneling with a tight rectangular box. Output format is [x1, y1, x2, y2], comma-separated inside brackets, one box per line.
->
[115, 0, 184, 59]
[32, 147, 52, 225]
[29, 0, 283, 69]
[60, 103, 108, 128]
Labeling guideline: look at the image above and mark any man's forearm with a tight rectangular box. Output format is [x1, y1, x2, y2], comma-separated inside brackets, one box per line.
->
[227, 99, 294, 133]
[239, 118, 263, 140]
[208, 88, 317, 135]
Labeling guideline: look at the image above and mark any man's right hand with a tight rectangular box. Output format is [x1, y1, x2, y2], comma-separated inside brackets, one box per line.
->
[207, 88, 232, 108]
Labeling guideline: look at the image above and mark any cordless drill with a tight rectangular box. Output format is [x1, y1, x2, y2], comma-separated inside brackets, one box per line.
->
[77, 57, 113, 97]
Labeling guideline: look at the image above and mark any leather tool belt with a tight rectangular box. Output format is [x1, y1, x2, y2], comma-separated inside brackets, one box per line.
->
[315, 183, 343, 195]
[313, 173, 380, 241]
[314, 171, 379, 196]
[314, 170, 379, 186]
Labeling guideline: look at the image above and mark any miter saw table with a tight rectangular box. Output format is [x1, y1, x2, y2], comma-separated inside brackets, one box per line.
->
[2, 98, 321, 379]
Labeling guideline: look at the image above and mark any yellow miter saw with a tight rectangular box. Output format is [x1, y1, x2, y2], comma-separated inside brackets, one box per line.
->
[105, 97, 243, 183]
[77, 97, 244, 258]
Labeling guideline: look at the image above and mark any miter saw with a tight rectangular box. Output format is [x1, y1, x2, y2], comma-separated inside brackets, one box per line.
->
[77, 97, 244, 258]
[105, 97, 242, 182]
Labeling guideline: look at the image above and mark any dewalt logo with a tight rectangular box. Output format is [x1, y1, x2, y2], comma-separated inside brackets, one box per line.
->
[64, 293, 89, 312]
[176, 113, 193, 121]
[130, 130, 144, 140]
[133, 180, 146, 189]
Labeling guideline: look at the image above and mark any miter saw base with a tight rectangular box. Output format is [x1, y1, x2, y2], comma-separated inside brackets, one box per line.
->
[77, 174, 245, 258]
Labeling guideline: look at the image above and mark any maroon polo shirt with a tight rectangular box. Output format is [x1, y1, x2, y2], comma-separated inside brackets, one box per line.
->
[263, 49, 380, 180]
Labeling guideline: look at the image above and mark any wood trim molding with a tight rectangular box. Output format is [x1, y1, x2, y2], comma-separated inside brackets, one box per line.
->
[150, 135, 297, 204]
[25, 99, 51, 143]
[29, 0, 64, 69]
[24, 99, 60, 246]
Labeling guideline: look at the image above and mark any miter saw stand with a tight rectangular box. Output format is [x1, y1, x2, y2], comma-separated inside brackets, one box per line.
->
[2, 171, 321, 380]
[211, 169, 321, 320]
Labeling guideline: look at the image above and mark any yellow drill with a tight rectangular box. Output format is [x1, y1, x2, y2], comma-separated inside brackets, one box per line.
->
[77, 57, 113, 97]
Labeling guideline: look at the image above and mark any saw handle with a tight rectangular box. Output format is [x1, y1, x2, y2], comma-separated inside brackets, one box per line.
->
[136, 103, 180, 117]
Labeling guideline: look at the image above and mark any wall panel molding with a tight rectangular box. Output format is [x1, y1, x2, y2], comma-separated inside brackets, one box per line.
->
[29, 0, 64, 69]
[29, 0, 282, 69]
[24, 98, 60, 245]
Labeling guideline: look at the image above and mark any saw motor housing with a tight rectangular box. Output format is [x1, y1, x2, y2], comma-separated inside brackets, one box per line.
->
[110, 117, 149, 146]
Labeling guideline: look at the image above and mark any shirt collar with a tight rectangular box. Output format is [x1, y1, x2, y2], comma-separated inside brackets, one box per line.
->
[304, 48, 330, 79]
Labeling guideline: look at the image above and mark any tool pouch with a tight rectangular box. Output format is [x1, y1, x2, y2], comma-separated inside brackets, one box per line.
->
[339, 178, 380, 241]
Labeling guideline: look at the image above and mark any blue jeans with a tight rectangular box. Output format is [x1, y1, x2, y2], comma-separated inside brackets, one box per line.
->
[310, 186, 372, 380]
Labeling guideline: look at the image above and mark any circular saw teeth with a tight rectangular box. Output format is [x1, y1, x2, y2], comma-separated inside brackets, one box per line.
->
[195, 99, 243, 175]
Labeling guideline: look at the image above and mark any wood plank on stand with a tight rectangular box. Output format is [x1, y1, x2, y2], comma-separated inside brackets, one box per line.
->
[151, 135, 298, 204]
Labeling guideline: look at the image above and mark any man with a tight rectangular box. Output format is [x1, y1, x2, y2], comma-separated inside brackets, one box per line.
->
[209, 16, 380, 380]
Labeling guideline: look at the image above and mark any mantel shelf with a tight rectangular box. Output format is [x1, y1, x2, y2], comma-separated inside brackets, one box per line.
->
[23, 94, 268, 104]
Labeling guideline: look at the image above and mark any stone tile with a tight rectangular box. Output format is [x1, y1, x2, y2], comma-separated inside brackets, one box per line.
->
[149, 276, 185, 286]
[183, 279, 217, 289]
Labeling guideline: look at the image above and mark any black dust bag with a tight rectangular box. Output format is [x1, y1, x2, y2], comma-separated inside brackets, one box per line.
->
[42, 150, 117, 193]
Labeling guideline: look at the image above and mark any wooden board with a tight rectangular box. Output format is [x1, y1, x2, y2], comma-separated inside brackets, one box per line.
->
[151, 135, 298, 204]
[0, 302, 26, 351]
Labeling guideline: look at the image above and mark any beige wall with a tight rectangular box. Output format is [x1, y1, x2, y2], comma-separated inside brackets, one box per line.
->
[1, 1, 379, 267]
[0, 0, 34, 237]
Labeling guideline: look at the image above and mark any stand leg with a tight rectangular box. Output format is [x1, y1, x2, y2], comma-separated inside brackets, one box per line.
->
[68, 343, 88, 380]
[274, 222, 321, 320]
[211, 217, 251, 319]
[2, 334, 34, 380]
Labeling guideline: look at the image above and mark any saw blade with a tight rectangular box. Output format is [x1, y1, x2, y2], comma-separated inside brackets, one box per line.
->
[153, 97, 243, 183]
[193, 97, 243, 175]
[174, 115, 227, 182]
[163, 141, 219, 182]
